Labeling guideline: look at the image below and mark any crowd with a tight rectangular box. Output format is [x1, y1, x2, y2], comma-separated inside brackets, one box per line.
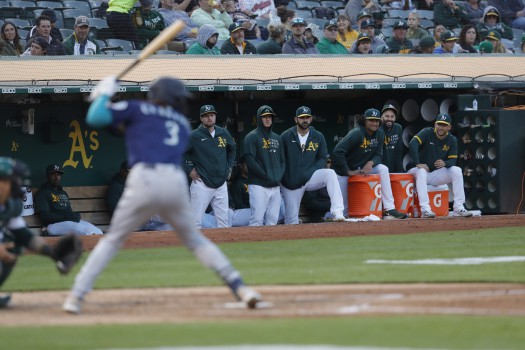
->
[1, 0, 525, 55]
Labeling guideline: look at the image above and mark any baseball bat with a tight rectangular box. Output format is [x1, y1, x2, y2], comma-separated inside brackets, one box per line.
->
[116, 20, 187, 80]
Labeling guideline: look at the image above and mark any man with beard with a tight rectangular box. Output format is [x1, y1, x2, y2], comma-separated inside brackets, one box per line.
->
[220, 22, 257, 54]
[380, 104, 404, 173]
[280, 106, 345, 224]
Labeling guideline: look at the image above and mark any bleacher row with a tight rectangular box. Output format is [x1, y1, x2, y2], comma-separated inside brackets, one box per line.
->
[1, 0, 523, 54]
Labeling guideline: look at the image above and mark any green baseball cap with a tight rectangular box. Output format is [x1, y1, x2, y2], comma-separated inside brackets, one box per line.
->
[296, 106, 312, 118]
[200, 104, 217, 117]
[258, 105, 275, 117]
[419, 35, 436, 48]
[381, 104, 398, 115]
[364, 108, 381, 120]
[440, 31, 458, 42]
[436, 113, 451, 125]
[479, 40, 493, 53]
[485, 30, 501, 41]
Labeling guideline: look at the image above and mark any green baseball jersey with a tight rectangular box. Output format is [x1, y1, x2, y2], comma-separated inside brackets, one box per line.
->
[34, 183, 80, 225]
[132, 8, 166, 49]
[280, 126, 328, 190]
[409, 127, 458, 171]
[331, 125, 385, 176]
[228, 175, 249, 209]
[381, 123, 404, 173]
[184, 124, 236, 189]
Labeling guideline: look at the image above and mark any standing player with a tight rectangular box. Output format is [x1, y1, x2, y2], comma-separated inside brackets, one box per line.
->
[62, 76, 261, 314]
[380, 104, 404, 173]
[242, 105, 285, 226]
[331, 108, 408, 220]
[185, 105, 236, 229]
[280, 106, 345, 224]
[408, 113, 473, 218]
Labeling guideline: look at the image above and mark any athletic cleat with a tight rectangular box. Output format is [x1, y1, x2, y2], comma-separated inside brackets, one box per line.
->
[382, 209, 408, 220]
[332, 212, 346, 222]
[454, 208, 473, 217]
[63, 294, 83, 314]
[421, 210, 436, 218]
[236, 286, 262, 309]
[0, 293, 12, 308]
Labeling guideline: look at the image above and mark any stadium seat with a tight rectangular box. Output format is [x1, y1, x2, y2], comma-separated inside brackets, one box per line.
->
[417, 10, 433, 20]
[320, 0, 344, 9]
[87, 0, 100, 10]
[94, 38, 106, 48]
[287, 1, 297, 9]
[512, 28, 523, 50]
[295, 0, 320, 10]
[294, 9, 313, 19]
[420, 19, 434, 29]
[8, 0, 41, 19]
[95, 26, 113, 39]
[387, 9, 410, 19]
[88, 17, 108, 28]
[4, 17, 32, 28]
[0, 19, 3, 27]
[62, 0, 92, 13]
[59, 27, 73, 37]
[155, 49, 179, 54]
[382, 18, 400, 28]
[0, 3, 19, 19]
[105, 38, 133, 52]
[255, 18, 269, 28]
[306, 17, 326, 28]
[35, 1, 63, 9]
[63, 8, 92, 28]
[33, 8, 64, 28]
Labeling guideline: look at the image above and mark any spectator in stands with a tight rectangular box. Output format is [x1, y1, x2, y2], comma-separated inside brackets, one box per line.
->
[238, 0, 275, 20]
[372, 11, 386, 37]
[477, 7, 514, 49]
[463, 0, 486, 25]
[344, 0, 381, 25]
[488, 0, 525, 30]
[175, 0, 199, 13]
[257, 24, 286, 54]
[407, 11, 428, 40]
[191, 0, 233, 40]
[220, 22, 258, 54]
[433, 30, 457, 53]
[222, 0, 263, 39]
[478, 39, 493, 53]
[21, 36, 49, 56]
[282, 18, 319, 54]
[25, 16, 66, 55]
[27, 9, 63, 43]
[385, 20, 413, 53]
[317, 19, 348, 54]
[1, 22, 23, 56]
[132, 0, 166, 49]
[185, 24, 221, 54]
[458, 24, 479, 53]
[276, 5, 295, 40]
[34, 164, 103, 236]
[350, 18, 384, 52]
[433, 23, 446, 46]
[106, 0, 140, 48]
[353, 32, 373, 53]
[356, 10, 374, 30]
[484, 29, 511, 53]
[159, 0, 199, 41]
[304, 23, 322, 45]
[336, 14, 359, 52]
[433, 0, 469, 29]
[414, 0, 434, 11]
[63, 16, 101, 55]
[386, 0, 416, 10]
[417, 35, 436, 53]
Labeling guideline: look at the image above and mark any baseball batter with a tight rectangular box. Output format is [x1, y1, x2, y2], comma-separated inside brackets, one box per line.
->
[62, 76, 261, 314]
[184, 105, 236, 229]
[408, 113, 473, 218]
[242, 105, 285, 226]
[380, 104, 404, 173]
[331, 108, 408, 220]
[280, 106, 345, 224]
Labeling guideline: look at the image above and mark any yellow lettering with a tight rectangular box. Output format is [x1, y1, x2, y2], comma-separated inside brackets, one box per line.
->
[262, 138, 270, 149]
[360, 138, 371, 149]
[306, 141, 318, 151]
[63, 120, 93, 169]
[89, 131, 99, 151]
[218, 136, 227, 148]
[442, 145, 450, 151]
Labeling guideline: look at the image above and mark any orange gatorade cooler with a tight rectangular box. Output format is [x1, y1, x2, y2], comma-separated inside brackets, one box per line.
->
[390, 173, 414, 215]
[413, 184, 449, 217]
[347, 174, 382, 218]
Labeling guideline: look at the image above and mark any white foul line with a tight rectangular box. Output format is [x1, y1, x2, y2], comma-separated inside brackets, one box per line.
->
[365, 256, 525, 265]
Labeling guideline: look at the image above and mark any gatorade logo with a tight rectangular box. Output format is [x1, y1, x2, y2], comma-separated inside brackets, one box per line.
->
[369, 182, 382, 212]
[433, 194, 442, 207]
[405, 182, 414, 197]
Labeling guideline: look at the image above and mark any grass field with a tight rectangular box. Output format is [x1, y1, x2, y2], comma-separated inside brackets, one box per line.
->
[1, 227, 525, 350]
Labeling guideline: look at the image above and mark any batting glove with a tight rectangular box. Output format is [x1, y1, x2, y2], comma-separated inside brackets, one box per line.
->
[89, 76, 119, 102]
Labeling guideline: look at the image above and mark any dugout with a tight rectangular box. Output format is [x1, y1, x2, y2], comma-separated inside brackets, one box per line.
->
[1, 54, 524, 213]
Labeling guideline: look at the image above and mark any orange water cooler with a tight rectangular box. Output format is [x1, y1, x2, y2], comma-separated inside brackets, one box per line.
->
[347, 175, 382, 218]
[390, 173, 415, 215]
[413, 184, 450, 217]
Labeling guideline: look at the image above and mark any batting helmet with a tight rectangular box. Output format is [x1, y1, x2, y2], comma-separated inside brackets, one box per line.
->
[148, 77, 190, 113]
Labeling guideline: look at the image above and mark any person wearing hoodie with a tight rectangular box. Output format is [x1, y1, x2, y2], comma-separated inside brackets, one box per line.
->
[242, 105, 285, 226]
[186, 24, 221, 54]
[488, 0, 525, 30]
[476, 6, 514, 49]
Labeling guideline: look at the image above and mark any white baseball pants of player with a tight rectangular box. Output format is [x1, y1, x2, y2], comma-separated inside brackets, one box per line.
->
[408, 166, 466, 212]
[281, 169, 344, 224]
[46, 221, 103, 236]
[248, 185, 281, 226]
[69, 163, 242, 299]
[337, 164, 395, 216]
[190, 181, 229, 229]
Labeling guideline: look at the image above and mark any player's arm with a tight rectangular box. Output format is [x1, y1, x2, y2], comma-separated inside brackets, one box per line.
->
[444, 137, 458, 168]
[331, 133, 354, 175]
[86, 76, 119, 128]
[243, 135, 268, 179]
[409, 130, 425, 166]
[314, 134, 329, 170]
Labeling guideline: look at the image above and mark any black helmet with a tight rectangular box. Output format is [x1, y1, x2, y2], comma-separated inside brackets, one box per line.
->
[147, 77, 190, 111]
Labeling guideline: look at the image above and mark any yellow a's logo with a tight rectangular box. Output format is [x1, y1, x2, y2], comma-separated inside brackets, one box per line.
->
[384, 136, 391, 145]
[442, 144, 450, 151]
[360, 138, 371, 149]
[243, 184, 248, 193]
[262, 138, 270, 149]
[51, 193, 60, 203]
[218, 136, 227, 148]
[63, 120, 99, 169]
[306, 141, 318, 151]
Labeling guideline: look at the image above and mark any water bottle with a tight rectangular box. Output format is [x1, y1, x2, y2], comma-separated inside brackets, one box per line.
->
[472, 99, 478, 111]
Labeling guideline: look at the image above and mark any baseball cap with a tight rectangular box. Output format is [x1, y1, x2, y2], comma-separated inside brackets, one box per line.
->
[361, 19, 375, 28]
[485, 30, 501, 41]
[324, 19, 337, 29]
[479, 40, 493, 53]
[435, 113, 451, 125]
[357, 32, 371, 42]
[364, 108, 381, 120]
[75, 16, 90, 27]
[296, 106, 312, 118]
[41, 9, 57, 23]
[46, 164, 64, 175]
[33, 36, 49, 50]
[419, 35, 436, 48]
[140, 0, 153, 6]
[259, 105, 275, 117]
[291, 17, 306, 27]
[200, 104, 217, 117]
[393, 20, 408, 29]
[381, 104, 398, 116]
[485, 9, 499, 17]
[440, 31, 457, 42]
[357, 10, 372, 20]
[305, 23, 322, 40]
[229, 22, 244, 33]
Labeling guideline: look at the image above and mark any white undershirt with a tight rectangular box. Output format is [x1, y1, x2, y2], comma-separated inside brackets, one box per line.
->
[236, 44, 244, 54]
[298, 132, 309, 151]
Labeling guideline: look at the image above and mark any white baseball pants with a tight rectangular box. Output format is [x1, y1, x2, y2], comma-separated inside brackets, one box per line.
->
[248, 184, 281, 226]
[190, 180, 229, 229]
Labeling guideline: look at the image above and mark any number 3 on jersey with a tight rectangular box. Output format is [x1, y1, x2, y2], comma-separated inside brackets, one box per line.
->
[164, 121, 180, 146]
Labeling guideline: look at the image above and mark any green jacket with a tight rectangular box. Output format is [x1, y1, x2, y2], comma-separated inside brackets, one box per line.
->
[316, 37, 348, 54]
[186, 42, 221, 54]
[409, 127, 458, 171]
[184, 124, 236, 188]
[256, 38, 282, 55]
[63, 34, 101, 55]
[381, 123, 404, 173]
[433, 2, 470, 29]
[105, 173, 126, 215]
[384, 37, 413, 54]
[242, 106, 285, 187]
[132, 8, 166, 49]
[331, 125, 385, 176]
[280, 125, 328, 190]
[34, 183, 80, 225]
[229, 175, 250, 209]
